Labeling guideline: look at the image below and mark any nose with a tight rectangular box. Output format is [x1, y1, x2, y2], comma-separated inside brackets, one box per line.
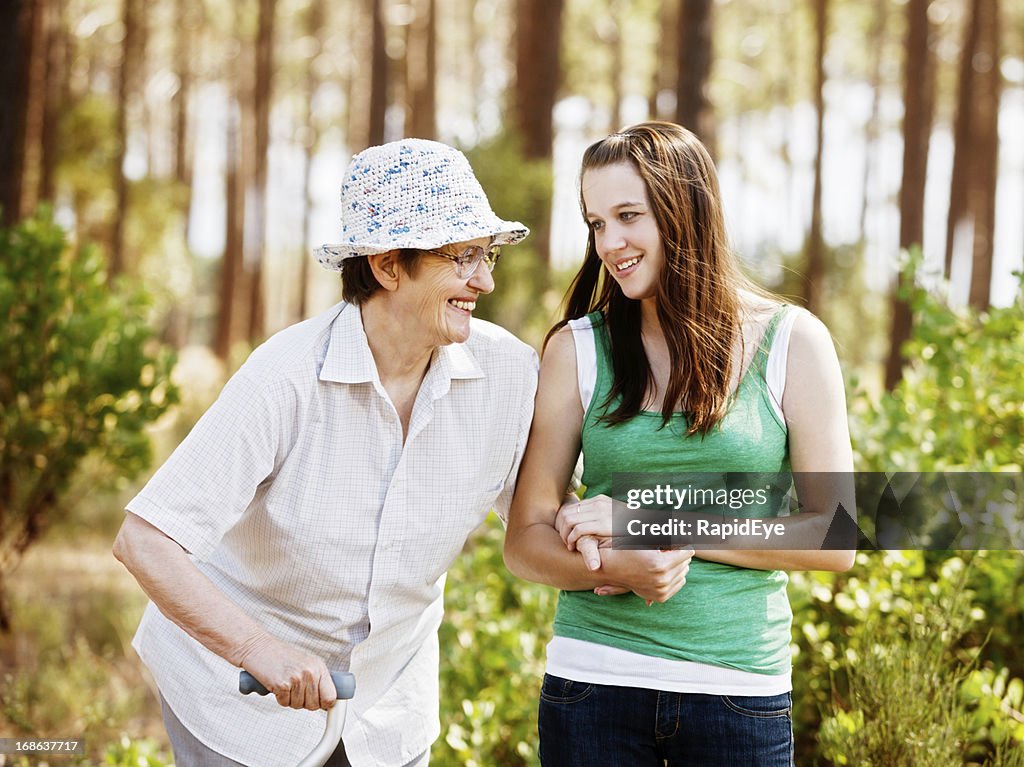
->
[598, 223, 627, 255]
[467, 263, 495, 294]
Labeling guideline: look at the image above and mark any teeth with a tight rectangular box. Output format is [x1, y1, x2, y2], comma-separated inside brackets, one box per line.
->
[449, 299, 476, 311]
[615, 257, 641, 271]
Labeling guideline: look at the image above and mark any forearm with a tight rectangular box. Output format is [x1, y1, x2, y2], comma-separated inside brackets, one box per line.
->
[691, 509, 855, 572]
[504, 521, 611, 591]
[696, 547, 855, 572]
[113, 514, 271, 667]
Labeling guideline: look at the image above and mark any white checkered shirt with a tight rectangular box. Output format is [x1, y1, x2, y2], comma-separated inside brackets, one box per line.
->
[128, 301, 538, 767]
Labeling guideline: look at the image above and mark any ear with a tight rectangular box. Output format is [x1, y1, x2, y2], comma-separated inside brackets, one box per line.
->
[367, 250, 401, 292]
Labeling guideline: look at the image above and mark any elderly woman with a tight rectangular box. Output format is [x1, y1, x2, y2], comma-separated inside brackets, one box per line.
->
[113, 139, 536, 767]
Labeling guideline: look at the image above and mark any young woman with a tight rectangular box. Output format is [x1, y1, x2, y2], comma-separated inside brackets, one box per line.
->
[504, 122, 855, 767]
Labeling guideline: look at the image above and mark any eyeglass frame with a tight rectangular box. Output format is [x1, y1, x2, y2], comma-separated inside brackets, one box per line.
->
[418, 243, 501, 279]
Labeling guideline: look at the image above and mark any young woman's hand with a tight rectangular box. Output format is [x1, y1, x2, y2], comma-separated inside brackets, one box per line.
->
[554, 494, 615, 549]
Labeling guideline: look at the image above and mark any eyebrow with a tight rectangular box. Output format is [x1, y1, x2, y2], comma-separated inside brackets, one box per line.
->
[585, 201, 647, 218]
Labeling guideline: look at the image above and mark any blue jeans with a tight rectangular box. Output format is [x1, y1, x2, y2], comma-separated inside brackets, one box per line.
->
[537, 674, 794, 767]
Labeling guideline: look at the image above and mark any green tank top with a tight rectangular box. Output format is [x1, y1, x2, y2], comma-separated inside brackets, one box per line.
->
[553, 307, 793, 675]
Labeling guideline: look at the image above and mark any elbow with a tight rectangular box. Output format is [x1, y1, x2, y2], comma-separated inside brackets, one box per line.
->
[112, 513, 158, 576]
[502, 525, 537, 581]
[825, 549, 857, 573]
[112, 521, 140, 576]
[112, 523, 130, 567]
[502, 535, 525, 579]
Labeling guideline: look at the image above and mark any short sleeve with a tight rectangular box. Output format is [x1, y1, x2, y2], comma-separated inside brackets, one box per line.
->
[125, 370, 292, 560]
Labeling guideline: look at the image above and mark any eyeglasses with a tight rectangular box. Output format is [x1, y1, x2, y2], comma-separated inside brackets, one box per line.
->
[419, 244, 501, 279]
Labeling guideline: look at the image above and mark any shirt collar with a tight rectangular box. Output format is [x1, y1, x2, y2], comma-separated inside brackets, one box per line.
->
[319, 302, 485, 385]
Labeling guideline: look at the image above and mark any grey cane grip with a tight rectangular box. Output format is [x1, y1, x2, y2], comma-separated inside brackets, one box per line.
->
[239, 671, 356, 700]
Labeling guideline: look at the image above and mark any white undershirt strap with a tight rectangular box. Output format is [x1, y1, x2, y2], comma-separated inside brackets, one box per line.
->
[569, 308, 803, 424]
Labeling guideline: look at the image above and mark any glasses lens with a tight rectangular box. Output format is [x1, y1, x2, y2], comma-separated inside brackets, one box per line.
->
[450, 246, 482, 278]
[484, 246, 501, 271]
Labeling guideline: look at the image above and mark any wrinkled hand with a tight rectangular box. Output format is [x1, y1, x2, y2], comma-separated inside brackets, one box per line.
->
[602, 547, 695, 604]
[555, 495, 693, 604]
[237, 634, 336, 711]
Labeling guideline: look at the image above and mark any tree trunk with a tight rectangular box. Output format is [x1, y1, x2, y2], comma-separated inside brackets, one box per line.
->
[886, 0, 935, 391]
[966, 0, 1000, 310]
[246, 0, 275, 343]
[858, 0, 888, 243]
[675, 0, 714, 153]
[215, 6, 254, 359]
[514, 0, 563, 161]
[215, 101, 248, 359]
[368, 0, 387, 147]
[0, 0, 36, 226]
[297, 0, 326, 322]
[465, 0, 482, 126]
[111, 0, 144, 278]
[173, 0, 195, 191]
[514, 0, 563, 270]
[347, 0, 387, 151]
[944, 0, 1001, 308]
[772, 0, 797, 251]
[39, 0, 66, 204]
[945, 0, 977, 281]
[803, 0, 828, 314]
[607, 0, 625, 132]
[19, 0, 49, 217]
[649, 0, 677, 120]
[406, 0, 437, 139]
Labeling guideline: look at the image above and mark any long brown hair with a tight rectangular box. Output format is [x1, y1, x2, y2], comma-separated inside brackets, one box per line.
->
[552, 121, 760, 435]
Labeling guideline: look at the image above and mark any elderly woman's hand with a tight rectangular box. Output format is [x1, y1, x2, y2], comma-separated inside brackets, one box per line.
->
[237, 633, 337, 711]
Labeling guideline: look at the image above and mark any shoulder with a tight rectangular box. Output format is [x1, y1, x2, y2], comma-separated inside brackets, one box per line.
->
[465, 318, 539, 379]
[543, 324, 578, 367]
[467, 318, 537, 359]
[234, 302, 344, 396]
[781, 308, 846, 418]
[786, 309, 839, 366]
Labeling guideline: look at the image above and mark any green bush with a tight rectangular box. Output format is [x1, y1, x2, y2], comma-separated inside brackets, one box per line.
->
[804, 554, 1024, 766]
[0, 208, 179, 629]
[102, 735, 173, 766]
[815, 559, 975, 767]
[433, 515, 555, 767]
[850, 267, 1024, 471]
[463, 133, 568, 348]
[789, 264, 1024, 763]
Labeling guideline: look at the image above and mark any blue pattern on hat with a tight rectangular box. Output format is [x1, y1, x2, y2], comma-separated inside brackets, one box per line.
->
[314, 138, 528, 271]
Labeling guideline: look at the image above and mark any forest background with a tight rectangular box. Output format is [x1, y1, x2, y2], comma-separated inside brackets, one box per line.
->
[1, 0, 1024, 764]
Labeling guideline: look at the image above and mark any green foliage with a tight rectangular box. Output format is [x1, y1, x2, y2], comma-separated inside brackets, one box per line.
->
[433, 515, 556, 767]
[793, 553, 1024, 766]
[57, 94, 120, 245]
[0, 552, 162, 766]
[0, 208, 179, 622]
[851, 271, 1024, 471]
[102, 736, 172, 766]
[463, 134, 567, 348]
[789, 269, 1024, 763]
[765, 239, 889, 381]
[815, 562, 975, 766]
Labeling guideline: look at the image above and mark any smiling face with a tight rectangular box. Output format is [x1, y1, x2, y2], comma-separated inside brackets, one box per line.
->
[582, 162, 665, 303]
[398, 236, 495, 346]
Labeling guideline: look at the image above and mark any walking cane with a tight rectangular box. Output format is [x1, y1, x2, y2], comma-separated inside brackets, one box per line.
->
[239, 670, 356, 767]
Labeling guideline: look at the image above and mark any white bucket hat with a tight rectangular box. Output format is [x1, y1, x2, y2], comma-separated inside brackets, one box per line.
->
[315, 138, 529, 271]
